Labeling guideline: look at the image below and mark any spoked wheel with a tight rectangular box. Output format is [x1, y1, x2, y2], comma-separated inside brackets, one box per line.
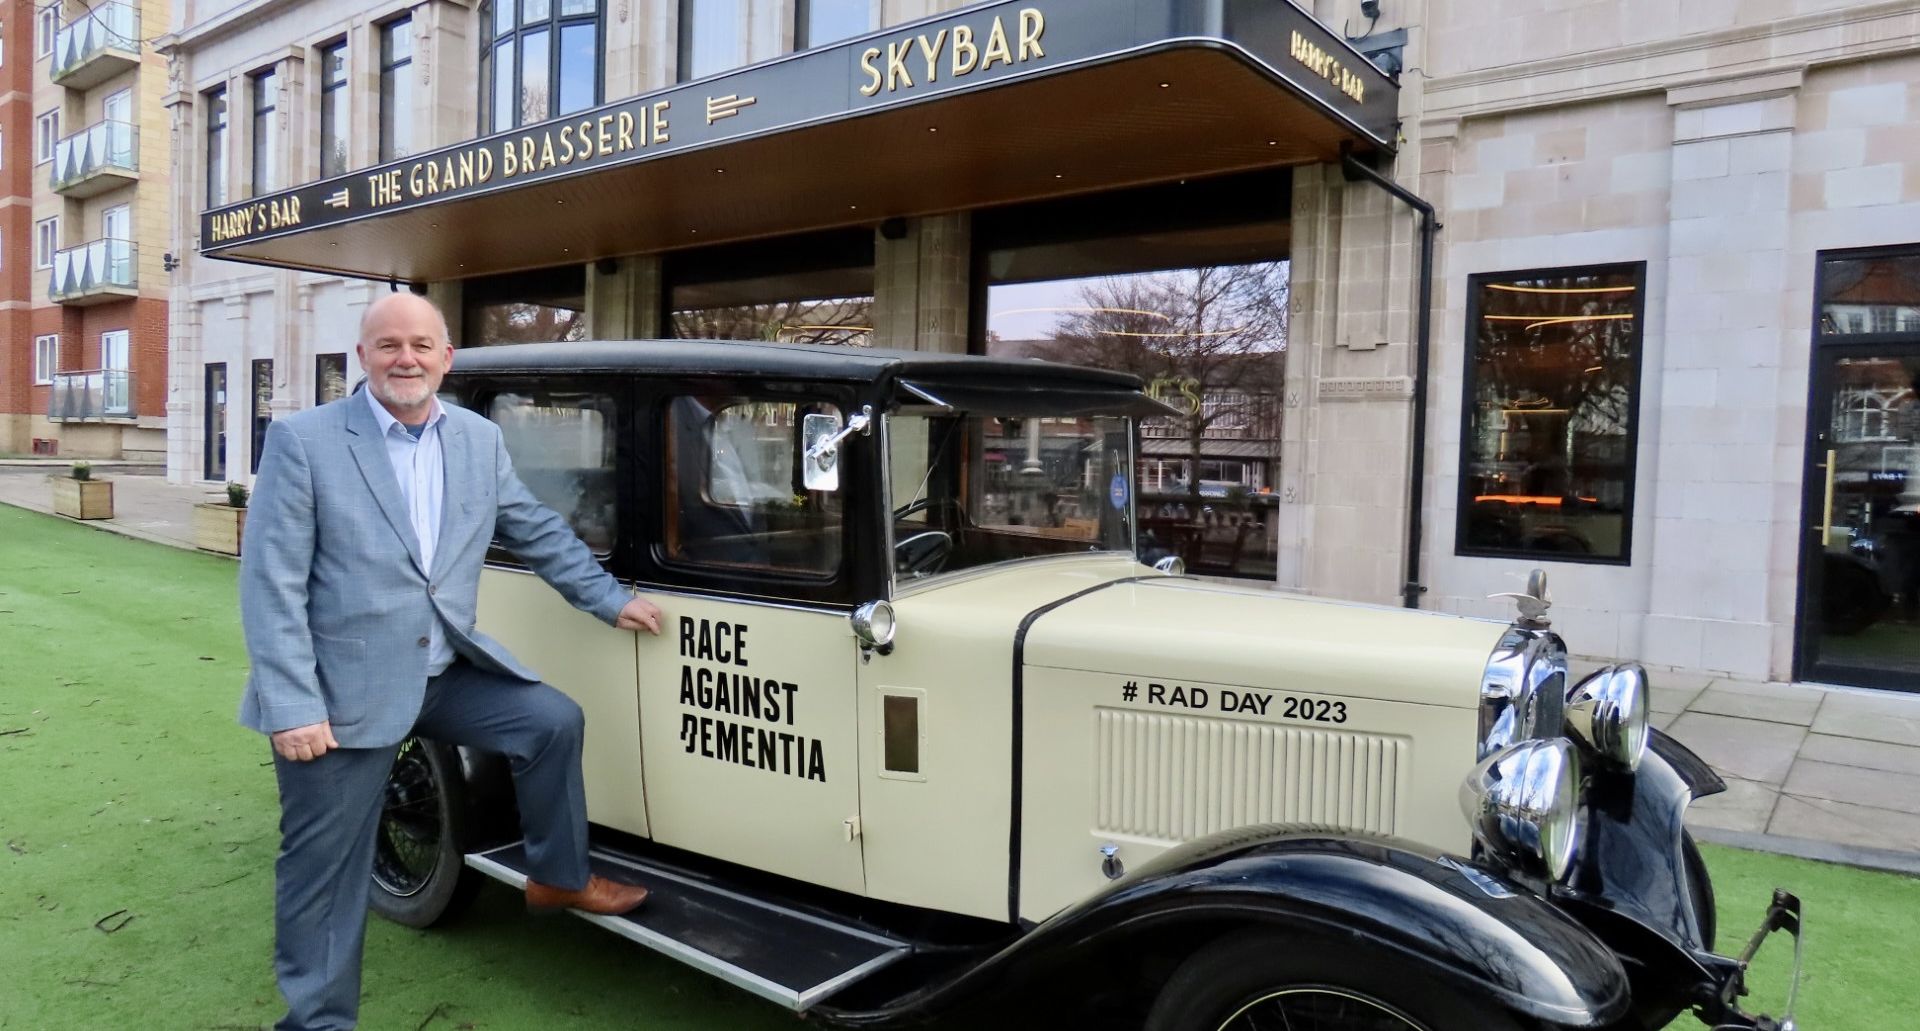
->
[370, 737, 481, 928]
[1145, 929, 1526, 1031]
[1216, 988, 1433, 1031]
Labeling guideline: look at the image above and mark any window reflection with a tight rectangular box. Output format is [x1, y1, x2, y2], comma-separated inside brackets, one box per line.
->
[491, 391, 617, 556]
[319, 42, 348, 177]
[464, 266, 588, 345]
[680, 0, 744, 80]
[665, 397, 844, 574]
[1460, 265, 1643, 562]
[987, 263, 1288, 580]
[379, 18, 413, 161]
[666, 232, 875, 344]
[1821, 254, 1920, 336]
[799, 0, 873, 48]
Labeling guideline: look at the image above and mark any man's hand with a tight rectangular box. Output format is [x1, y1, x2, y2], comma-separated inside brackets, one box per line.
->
[271, 721, 339, 762]
[616, 596, 663, 635]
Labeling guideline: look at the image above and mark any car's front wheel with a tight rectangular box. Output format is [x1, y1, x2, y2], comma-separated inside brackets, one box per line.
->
[1145, 928, 1528, 1031]
[369, 737, 482, 928]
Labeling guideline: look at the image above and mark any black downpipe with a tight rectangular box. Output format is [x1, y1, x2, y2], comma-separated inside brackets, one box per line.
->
[1340, 149, 1439, 609]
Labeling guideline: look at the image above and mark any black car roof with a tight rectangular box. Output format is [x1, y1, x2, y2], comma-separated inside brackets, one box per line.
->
[446, 339, 1146, 393]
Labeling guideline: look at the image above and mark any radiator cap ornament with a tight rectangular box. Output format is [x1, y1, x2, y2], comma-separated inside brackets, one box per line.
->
[1489, 569, 1552, 630]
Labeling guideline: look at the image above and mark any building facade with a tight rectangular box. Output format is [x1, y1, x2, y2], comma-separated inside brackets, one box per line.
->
[165, 0, 1920, 690]
[1, 0, 170, 460]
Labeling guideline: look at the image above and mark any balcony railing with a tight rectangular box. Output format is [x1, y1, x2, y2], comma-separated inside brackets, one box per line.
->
[51, 2, 140, 90]
[49, 369, 135, 421]
[50, 238, 137, 305]
[51, 120, 139, 197]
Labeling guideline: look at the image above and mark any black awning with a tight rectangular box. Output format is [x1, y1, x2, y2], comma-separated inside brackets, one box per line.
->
[200, 0, 1398, 283]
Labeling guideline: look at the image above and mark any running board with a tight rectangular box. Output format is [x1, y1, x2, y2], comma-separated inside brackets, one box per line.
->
[466, 842, 910, 1011]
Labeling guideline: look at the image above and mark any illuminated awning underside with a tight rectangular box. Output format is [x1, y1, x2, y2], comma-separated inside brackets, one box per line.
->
[200, 0, 1398, 283]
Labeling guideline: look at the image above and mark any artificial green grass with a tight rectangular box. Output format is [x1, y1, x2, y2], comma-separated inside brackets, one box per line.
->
[2, 503, 1915, 1029]
[0, 507, 790, 1030]
[1692, 842, 1916, 1029]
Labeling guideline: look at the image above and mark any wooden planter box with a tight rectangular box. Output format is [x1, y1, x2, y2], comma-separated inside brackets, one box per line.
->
[194, 503, 248, 555]
[50, 476, 113, 520]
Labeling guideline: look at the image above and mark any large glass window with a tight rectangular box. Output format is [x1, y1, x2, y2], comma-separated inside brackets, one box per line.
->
[490, 390, 618, 555]
[667, 229, 873, 344]
[480, 0, 601, 133]
[663, 397, 843, 574]
[205, 88, 227, 206]
[1458, 264, 1644, 563]
[678, 0, 744, 81]
[463, 266, 587, 345]
[316, 353, 349, 404]
[379, 18, 414, 161]
[980, 172, 1291, 580]
[796, 0, 875, 48]
[251, 67, 279, 195]
[319, 41, 348, 177]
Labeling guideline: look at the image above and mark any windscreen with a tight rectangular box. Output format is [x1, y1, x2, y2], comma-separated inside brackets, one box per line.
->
[887, 410, 1135, 582]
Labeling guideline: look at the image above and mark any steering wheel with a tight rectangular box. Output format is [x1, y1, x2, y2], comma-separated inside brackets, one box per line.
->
[894, 530, 953, 577]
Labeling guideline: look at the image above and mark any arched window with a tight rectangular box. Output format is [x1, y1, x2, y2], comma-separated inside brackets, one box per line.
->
[479, 0, 602, 134]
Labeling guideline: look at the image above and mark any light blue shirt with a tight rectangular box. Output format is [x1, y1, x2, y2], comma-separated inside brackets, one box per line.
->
[363, 387, 455, 676]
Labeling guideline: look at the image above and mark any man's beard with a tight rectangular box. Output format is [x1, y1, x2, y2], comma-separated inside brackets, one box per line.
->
[373, 374, 433, 410]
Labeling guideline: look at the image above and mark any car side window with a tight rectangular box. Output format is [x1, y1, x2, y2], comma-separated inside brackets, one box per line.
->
[490, 390, 618, 557]
[663, 396, 842, 575]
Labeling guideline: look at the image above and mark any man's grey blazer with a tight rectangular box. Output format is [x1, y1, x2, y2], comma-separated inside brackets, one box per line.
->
[237, 393, 630, 748]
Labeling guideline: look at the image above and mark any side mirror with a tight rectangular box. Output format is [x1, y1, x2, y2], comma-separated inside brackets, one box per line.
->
[801, 413, 842, 492]
[801, 405, 873, 493]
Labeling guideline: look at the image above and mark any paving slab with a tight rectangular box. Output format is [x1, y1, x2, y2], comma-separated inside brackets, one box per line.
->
[1768, 793, 1920, 853]
[1687, 680, 1825, 726]
[1784, 758, 1920, 815]
[1811, 689, 1920, 748]
[1684, 777, 1781, 835]
[1797, 733, 1920, 777]
[1665, 711, 1808, 785]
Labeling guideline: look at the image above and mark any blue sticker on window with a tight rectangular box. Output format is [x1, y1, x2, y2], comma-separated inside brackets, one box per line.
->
[1109, 473, 1129, 511]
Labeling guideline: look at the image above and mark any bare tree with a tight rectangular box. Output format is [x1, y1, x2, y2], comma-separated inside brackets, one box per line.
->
[672, 297, 874, 347]
[1037, 262, 1289, 507]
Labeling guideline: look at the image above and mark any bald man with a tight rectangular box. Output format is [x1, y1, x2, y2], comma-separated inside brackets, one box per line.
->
[238, 292, 661, 1030]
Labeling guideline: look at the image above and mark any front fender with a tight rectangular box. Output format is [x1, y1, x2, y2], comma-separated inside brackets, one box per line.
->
[814, 827, 1629, 1028]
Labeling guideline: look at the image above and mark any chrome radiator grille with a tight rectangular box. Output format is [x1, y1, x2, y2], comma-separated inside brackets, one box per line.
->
[1093, 708, 1407, 842]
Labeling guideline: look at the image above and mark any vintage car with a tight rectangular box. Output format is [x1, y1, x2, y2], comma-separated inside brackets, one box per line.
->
[372, 339, 1802, 1030]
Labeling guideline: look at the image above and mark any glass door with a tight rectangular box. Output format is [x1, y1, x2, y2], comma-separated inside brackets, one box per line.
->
[1800, 248, 1920, 690]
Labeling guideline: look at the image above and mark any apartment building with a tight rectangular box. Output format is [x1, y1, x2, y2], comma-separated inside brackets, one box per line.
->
[167, 0, 1920, 690]
[2, 0, 169, 460]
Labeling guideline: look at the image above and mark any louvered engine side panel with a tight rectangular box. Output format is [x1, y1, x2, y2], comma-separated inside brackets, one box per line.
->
[1093, 708, 1407, 842]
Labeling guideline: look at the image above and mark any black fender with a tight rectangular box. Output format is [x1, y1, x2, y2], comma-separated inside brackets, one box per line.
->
[450, 742, 521, 850]
[1650, 727, 1726, 799]
[814, 827, 1628, 1028]
[1557, 748, 1728, 1018]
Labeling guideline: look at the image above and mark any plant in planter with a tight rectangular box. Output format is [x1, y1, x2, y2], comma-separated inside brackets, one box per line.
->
[50, 461, 112, 519]
[194, 482, 250, 556]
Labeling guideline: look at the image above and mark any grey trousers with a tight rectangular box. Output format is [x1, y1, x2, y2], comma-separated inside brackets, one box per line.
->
[269, 660, 591, 1031]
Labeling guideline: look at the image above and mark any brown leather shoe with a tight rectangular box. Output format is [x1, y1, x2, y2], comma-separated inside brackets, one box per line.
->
[525, 874, 649, 915]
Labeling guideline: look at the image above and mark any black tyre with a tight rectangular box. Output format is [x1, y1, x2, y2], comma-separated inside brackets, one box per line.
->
[369, 737, 482, 928]
[1144, 928, 1529, 1031]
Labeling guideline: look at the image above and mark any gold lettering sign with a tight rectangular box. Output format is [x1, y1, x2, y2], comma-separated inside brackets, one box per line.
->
[858, 7, 1045, 98]
[207, 196, 305, 243]
[1289, 30, 1365, 103]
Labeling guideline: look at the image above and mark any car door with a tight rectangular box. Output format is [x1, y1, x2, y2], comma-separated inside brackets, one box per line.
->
[634, 393, 867, 894]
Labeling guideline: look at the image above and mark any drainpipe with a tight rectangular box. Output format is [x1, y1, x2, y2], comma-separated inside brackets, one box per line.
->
[1339, 148, 1440, 609]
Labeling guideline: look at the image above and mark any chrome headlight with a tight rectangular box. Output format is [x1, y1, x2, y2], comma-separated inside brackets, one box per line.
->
[1478, 627, 1569, 759]
[1459, 738, 1582, 881]
[1566, 663, 1651, 771]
